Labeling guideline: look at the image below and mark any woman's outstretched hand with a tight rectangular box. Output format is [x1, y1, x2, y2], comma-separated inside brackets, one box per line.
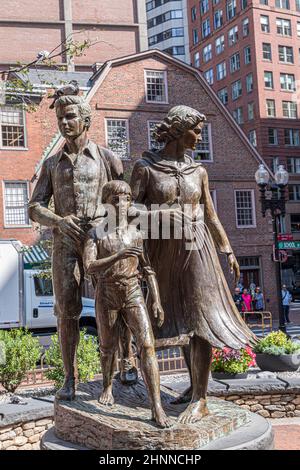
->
[228, 253, 240, 284]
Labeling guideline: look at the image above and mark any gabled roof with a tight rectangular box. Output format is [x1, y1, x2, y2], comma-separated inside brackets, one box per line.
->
[35, 49, 272, 178]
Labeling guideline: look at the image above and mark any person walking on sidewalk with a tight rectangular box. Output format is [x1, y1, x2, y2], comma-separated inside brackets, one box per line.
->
[282, 285, 293, 324]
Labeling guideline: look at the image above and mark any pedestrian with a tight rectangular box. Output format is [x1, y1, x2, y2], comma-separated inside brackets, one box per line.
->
[233, 287, 243, 313]
[242, 288, 252, 312]
[282, 285, 293, 324]
[254, 287, 264, 312]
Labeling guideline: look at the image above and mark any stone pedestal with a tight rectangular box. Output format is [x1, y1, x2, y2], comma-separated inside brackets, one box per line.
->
[44, 379, 273, 450]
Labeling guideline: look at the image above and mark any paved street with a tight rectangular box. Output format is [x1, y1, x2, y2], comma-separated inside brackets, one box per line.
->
[250, 302, 300, 338]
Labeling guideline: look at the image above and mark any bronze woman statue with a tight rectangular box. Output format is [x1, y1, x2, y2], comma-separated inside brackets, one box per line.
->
[130, 105, 256, 424]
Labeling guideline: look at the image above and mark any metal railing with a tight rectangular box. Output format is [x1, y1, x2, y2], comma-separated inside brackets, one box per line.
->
[241, 311, 273, 337]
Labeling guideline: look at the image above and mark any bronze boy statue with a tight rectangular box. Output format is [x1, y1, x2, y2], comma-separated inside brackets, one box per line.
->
[84, 180, 172, 428]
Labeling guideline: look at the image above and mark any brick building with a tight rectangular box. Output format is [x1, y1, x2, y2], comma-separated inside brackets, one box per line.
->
[0, 0, 147, 72]
[187, 0, 300, 285]
[0, 49, 277, 313]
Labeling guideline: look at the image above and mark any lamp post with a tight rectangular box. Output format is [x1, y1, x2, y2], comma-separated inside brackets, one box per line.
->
[255, 164, 289, 333]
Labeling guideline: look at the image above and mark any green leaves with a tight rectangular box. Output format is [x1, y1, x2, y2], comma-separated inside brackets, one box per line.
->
[254, 331, 300, 355]
[0, 329, 41, 393]
[45, 330, 100, 389]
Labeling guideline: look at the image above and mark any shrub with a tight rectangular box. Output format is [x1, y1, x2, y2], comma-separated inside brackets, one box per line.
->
[45, 330, 100, 388]
[254, 331, 300, 355]
[0, 329, 41, 393]
[211, 346, 256, 374]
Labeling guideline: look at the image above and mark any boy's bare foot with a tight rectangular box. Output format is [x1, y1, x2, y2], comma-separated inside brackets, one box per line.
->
[178, 399, 209, 424]
[98, 388, 114, 406]
[170, 386, 192, 405]
[151, 405, 173, 428]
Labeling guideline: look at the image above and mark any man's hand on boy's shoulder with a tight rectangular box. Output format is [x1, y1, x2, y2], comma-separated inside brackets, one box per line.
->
[152, 301, 165, 328]
[117, 246, 143, 259]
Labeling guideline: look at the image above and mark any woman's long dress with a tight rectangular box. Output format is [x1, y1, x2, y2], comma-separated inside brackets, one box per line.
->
[130, 151, 257, 350]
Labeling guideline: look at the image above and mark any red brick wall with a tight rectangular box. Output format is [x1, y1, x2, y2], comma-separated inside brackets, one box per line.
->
[72, 0, 136, 23]
[0, 0, 62, 21]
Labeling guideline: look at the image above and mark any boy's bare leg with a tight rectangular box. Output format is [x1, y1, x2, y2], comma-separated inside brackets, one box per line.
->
[171, 344, 193, 404]
[97, 308, 119, 406]
[123, 305, 172, 428]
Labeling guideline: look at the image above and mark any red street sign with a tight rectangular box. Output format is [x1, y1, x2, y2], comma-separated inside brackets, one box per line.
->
[278, 234, 293, 241]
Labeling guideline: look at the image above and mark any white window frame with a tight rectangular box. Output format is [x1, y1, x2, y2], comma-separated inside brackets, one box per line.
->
[234, 189, 256, 228]
[215, 35, 225, 55]
[216, 61, 226, 81]
[192, 123, 213, 162]
[3, 180, 31, 228]
[0, 106, 27, 150]
[105, 118, 130, 161]
[147, 120, 164, 151]
[144, 70, 169, 104]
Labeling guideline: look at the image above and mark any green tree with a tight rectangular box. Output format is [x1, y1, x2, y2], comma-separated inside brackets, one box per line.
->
[45, 330, 100, 389]
[0, 329, 41, 393]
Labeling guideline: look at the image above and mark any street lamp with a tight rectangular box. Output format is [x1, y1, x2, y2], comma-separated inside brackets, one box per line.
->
[255, 164, 289, 333]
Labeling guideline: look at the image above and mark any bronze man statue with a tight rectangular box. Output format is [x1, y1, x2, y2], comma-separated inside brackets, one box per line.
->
[130, 105, 257, 424]
[28, 90, 135, 400]
[84, 180, 171, 428]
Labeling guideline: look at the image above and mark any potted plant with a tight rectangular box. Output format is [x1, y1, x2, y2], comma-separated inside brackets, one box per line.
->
[254, 331, 300, 372]
[211, 346, 256, 379]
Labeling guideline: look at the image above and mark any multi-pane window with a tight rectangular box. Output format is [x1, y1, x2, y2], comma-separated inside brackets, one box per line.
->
[228, 25, 238, 45]
[276, 18, 291, 36]
[230, 52, 240, 73]
[203, 44, 212, 62]
[249, 130, 257, 147]
[148, 9, 183, 28]
[194, 52, 200, 68]
[193, 29, 199, 45]
[268, 128, 278, 145]
[266, 99, 276, 117]
[241, 0, 248, 9]
[191, 6, 197, 21]
[287, 158, 300, 174]
[4, 182, 29, 226]
[216, 61, 227, 80]
[218, 87, 228, 104]
[246, 73, 254, 92]
[164, 46, 185, 56]
[215, 35, 225, 54]
[233, 107, 243, 124]
[279, 45, 294, 63]
[214, 10, 223, 29]
[275, 0, 290, 8]
[147, 121, 164, 151]
[200, 0, 209, 14]
[272, 156, 280, 173]
[291, 214, 300, 232]
[296, 0, 300, 11]
[283, 101, 297, 119]
[193, 124, 213, 161]
[289, 185, 300, 201]
[248, 102, 254, 121]
[226, 0, 237, 20]
[242, 18, 249, 37]
[284, 129, 300, 146]
[260, 0, 268, 4]
[244, 46, 251, 64]
[145, 70, 168, 103]
[297, 22, 300, 37]
[262, 43, 272, 60]
[232, 79, 242, 100]
[0, 106, 26, 148]
[204, 68, 214, 85]
[106, 119, 129, 160]
[202, 19, 211, 38]
[264, 71, 274, 88]
[149, 27, 184, 46]
[260, 15, 270, 33]
[280, 73, 295, 91]
[235, 190, 255, 228]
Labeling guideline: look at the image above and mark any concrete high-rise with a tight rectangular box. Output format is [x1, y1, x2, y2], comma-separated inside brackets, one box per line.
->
[0, 0, 147, 71]
[146, 0, 190, 63]
[188, 0, 300, 285]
